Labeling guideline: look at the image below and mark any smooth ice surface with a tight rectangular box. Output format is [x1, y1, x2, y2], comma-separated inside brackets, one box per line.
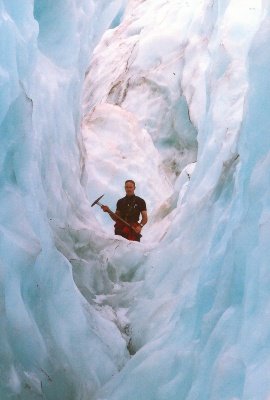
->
[1, 0, 270, 399]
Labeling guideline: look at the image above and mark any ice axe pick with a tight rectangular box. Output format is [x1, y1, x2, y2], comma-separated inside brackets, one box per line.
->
[91, 194, 105, 208]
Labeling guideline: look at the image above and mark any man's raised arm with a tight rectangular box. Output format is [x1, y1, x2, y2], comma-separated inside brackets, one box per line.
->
[101, 205, 120, 222]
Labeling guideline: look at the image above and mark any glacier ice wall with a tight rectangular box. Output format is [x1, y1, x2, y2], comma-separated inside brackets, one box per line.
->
[82, 1, 270, 400]
[2, 0, 270, 400]
[0, 1, 130, 399]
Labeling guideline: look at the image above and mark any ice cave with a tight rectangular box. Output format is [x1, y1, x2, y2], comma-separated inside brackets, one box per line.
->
[1, 0, 270, 399]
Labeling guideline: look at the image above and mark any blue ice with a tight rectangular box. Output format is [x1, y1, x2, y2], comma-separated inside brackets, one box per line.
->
[1, 1, 270, 400]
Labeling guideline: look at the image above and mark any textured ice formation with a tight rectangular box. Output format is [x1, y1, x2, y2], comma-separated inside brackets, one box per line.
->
[83, 1, 270, 400]
[82, 0, 199, 179]
[1, 0, 270, 400]
[0, 1, 130, 399]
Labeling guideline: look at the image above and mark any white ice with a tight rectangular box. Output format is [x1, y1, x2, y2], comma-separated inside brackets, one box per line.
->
[1, 0, 270, 400]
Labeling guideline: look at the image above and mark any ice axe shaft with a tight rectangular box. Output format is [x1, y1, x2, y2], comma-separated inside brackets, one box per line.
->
[91, 194, 142, 238]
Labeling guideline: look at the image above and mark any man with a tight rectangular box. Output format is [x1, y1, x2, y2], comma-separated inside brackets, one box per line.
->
[101, 180, 147, 242]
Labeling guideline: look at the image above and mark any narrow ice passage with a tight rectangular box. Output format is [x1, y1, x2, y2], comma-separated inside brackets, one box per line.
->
[2, 1, 270, 400]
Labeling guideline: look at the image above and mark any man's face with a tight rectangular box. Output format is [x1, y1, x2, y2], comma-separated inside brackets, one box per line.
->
[125, 182, 135, 196]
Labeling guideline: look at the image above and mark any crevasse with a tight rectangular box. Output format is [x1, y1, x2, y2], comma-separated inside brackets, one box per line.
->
[1, 1, 270, 400]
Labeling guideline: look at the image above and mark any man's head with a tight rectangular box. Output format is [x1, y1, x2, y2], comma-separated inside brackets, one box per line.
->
[125, 180, 136, 196]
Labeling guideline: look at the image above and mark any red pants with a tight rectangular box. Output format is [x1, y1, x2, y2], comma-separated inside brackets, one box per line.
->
[114, 221, 141, 242]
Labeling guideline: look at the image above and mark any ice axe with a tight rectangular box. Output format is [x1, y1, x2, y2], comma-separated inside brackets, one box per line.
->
[91, 194, 142, 238]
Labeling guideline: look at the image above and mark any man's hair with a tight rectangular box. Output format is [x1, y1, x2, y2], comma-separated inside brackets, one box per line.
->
[125, 179, 136, 187]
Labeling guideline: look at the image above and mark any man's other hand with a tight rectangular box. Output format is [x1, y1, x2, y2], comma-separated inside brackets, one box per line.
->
[101, 205, 110, 212]
[133, 224, 142, 234]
